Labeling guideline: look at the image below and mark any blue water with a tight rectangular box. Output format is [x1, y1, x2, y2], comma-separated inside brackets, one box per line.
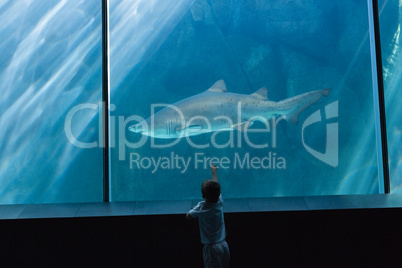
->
[0, 0, 103, 204]
[0, 0, 400, 204]
[109, 0, 382, 201]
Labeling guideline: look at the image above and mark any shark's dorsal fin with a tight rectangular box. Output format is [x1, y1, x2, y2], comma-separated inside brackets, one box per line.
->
[207, 80, 227, 93]
[251, 87, 268, 99]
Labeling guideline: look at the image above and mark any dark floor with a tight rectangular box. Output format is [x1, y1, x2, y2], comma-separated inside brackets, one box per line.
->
[1, 207, 402, 267]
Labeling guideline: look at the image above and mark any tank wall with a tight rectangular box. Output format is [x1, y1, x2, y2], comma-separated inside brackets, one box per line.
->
[0, 0, 400, 204]
[110, 0, 380, 201]
[0, 1, 103, 204]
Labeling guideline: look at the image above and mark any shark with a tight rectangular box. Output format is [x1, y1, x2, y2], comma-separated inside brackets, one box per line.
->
[128, 80, 330, 138]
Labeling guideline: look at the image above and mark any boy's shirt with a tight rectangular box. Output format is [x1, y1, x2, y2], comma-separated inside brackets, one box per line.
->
[189, 195, 226, 245]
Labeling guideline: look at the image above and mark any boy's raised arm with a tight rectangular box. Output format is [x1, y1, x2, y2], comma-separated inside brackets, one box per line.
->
[211, 161, 218, 182]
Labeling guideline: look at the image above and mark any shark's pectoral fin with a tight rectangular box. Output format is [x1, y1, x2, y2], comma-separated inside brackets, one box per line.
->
[251, 87, 268, 99]
[231, 121, 254, 132]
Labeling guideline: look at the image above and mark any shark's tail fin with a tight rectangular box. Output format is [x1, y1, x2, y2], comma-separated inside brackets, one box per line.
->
[279, 88, 331, 125]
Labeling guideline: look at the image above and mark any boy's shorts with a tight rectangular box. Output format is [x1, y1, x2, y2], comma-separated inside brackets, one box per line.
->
[203, 240, 230, 268]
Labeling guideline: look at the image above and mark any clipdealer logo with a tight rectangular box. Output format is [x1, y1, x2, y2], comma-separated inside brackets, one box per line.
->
[64, 100, 339, 169]
[302, 101, 339, 167]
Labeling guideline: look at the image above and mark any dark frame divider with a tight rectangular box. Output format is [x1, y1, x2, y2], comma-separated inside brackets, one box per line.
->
[371, 0, 390, 193]
[102, 0, 110, 202]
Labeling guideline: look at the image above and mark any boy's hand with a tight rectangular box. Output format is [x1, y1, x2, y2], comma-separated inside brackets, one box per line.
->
[210, 160, 218, 172]
[186, 212, 193, 220]
[211, 160, 218, 181]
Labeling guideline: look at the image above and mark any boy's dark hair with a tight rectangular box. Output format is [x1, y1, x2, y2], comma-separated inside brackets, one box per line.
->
[201, 179, 221, 203]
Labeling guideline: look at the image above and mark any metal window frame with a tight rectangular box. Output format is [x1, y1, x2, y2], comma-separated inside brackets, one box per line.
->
[102, 0, 110, 202]
[368, 0, 391, 193]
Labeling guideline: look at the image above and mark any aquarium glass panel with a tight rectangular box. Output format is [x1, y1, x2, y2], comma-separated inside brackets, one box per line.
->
[110, 0, 380, 201]
[0, 0, 103, 204]
[378, 0, 402, 192]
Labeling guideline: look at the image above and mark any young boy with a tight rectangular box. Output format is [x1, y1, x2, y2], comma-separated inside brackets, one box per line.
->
[186, 161, 230, 268]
